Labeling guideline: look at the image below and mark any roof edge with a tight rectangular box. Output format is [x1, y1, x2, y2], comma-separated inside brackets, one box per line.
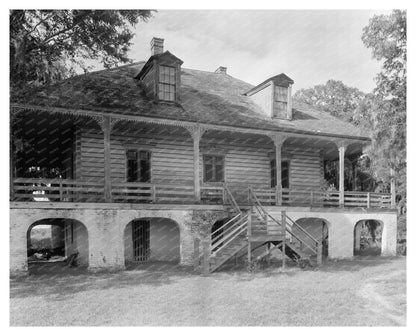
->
[10, 103, 371, 143]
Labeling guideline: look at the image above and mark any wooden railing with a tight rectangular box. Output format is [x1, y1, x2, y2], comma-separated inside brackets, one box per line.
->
[12, 178, 104, 202]
[11, 178, 392, 209]
[253, 187, 392, 209]
[249, 188, 322, 264]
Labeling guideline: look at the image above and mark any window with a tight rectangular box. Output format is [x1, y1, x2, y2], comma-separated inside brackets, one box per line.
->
[274, 86, 288, 118]
[158, 65, 176, 101]
[203, 155, 224, 182]
[126, 149, 151, 182]
[270, 159, 290, 188]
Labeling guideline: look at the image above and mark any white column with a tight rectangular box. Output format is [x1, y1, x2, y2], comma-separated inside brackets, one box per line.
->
[337, 143, 346, 207]
[188, 125, 205, 202]
[102, 116, 112, 203]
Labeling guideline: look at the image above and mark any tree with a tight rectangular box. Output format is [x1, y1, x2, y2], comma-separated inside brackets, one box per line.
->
[361, 10, 406, 208]
[293, 80, 365, 123]
[10, 10, 154, 87]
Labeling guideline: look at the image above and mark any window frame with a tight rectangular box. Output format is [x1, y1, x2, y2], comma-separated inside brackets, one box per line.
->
[273, 85, 289, 118]
[203, 154, 225, 183]
[125, 148, 152, 183]
[158, 65, 176, 102]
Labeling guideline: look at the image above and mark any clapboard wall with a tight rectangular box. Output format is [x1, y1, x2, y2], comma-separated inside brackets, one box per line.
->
[75, 125, 323, 191]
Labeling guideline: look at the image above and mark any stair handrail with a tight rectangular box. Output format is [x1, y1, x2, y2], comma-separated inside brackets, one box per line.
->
[198, 212, 247, 261]
[211, 214, 244, 246]
[211, 213, 242, 238]
[249, 187, 318, 255]
[284, 215, 319, 246]
[248, 188, 268, 220]
[223, 183, 242, 214]
[210, 213, 248, 254]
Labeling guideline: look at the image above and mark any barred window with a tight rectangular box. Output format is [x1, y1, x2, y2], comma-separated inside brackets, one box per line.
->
[158, 65, 176, 101]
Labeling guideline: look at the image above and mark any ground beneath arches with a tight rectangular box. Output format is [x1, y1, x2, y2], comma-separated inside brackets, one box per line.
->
[10, 256, 406, 326]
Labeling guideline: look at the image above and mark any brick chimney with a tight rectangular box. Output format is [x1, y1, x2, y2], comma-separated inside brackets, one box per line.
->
[215, 66, 227, 74]
[151, 37, 164, 55]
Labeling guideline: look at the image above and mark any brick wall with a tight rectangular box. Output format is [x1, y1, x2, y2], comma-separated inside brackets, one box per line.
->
[10, 206, 199, 275]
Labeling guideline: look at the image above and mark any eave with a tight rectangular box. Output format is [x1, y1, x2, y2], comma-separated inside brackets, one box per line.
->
[10, 103, 372, 144]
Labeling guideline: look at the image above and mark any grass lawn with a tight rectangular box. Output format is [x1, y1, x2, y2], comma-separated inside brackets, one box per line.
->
[10, 256, 406, 326]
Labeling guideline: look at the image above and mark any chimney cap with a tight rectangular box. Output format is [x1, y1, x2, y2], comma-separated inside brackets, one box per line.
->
[215, 66, 227, 74]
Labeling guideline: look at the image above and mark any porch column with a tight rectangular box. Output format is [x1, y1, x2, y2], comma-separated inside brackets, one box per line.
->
[271, 134, 287, 206]
[102, 116, 112, 203]
[188, 125, 205, 202]
[337, 142, 346, 207]
[390, 167, 396, 208]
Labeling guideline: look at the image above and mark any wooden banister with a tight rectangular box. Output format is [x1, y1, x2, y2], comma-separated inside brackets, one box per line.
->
[223, 183, 241, 213]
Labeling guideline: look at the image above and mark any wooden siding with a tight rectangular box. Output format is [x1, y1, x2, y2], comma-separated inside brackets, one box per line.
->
[77, 127, 323, 191]
[142, 63, 155, 98]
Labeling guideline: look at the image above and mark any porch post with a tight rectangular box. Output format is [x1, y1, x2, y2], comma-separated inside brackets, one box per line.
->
[390, 167, 396, 208]
[271, 134, 287, 206]
[337, 142, 346, 207]
[188, 125, 205, 203]
[102, 116, 112, 203]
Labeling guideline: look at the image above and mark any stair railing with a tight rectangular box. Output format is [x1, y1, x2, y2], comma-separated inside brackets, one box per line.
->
[223, 183, 242, 214]
[211, 213, 242, 248]
[210, 213, 249, 255]
[248, 188, 321, 259]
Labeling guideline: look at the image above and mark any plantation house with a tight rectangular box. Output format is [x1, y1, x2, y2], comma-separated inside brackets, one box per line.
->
[10, 37, 397, 275]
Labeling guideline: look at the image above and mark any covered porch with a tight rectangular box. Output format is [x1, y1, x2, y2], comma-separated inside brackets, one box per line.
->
[10, 106, 395, 209]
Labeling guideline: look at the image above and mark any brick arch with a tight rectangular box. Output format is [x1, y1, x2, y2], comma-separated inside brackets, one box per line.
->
[353, 219, 384, 256]
[26, 217, 90, 267]
[123, 216, 181, 265]
[16, 209, 96, 234]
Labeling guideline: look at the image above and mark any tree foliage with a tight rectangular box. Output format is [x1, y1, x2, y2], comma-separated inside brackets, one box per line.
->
[293, 80, 365, 123]
[10, 10, 154, 87]
[292, 10, 406, 211]
[361, 10, 406, 207]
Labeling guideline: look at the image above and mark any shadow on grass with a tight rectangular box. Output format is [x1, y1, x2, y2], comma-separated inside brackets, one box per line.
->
[211, 256, 403, 281]
[10, 256, 404, 300]
[10, 261, 196, 300]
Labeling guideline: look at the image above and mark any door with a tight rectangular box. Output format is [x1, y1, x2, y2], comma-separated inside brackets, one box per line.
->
[132, 220, 150, 261]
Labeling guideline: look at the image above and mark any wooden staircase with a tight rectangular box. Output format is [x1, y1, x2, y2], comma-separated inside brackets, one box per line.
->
[195, 185, 323, 274]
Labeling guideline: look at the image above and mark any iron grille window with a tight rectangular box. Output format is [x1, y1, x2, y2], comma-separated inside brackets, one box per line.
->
[158, 65, 176, 101]
[203, 155, 224, 182]
[126, 149, 151, 182]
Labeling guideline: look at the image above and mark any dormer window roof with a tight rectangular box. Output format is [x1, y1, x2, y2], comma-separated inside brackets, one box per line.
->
[245, 73, 294, 120]
[135, 37, 183, 103]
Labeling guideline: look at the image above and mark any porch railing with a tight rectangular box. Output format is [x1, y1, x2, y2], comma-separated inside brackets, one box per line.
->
[11, 178, 392, 209]
[254, 188, 392, 209]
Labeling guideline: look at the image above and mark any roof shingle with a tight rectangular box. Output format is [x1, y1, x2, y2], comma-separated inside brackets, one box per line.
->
[11, 62, 368, 140]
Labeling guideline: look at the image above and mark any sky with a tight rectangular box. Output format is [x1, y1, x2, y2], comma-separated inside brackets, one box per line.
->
[125, 10, 390, 93]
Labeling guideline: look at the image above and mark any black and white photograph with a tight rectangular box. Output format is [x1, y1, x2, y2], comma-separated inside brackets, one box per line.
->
[7, 4, 408, 328]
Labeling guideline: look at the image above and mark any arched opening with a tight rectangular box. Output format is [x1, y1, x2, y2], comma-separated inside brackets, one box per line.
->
[27, 218, 89, 274]
[124, 218, 180, 267]
[354, 220, 383, 256]
[292, 218, 329, 258]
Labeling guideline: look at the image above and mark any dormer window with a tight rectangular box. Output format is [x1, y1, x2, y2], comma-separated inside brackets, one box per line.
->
[158, 65, 176, 101]
[136, 37, 184, 104]
[274, 86, 288, 118]
[245, 73, 294, 120]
